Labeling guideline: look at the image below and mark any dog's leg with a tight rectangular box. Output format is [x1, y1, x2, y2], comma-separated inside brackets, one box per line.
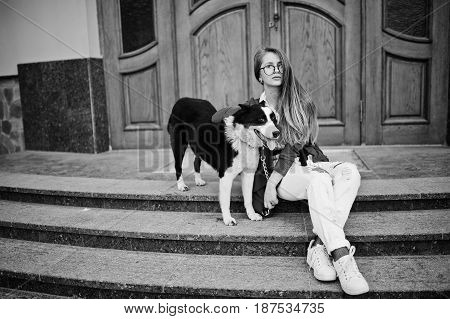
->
[194, 156, 206, 186]
[177, 175, 189, 192]
[171, 133, 189, 192]
[241, 171, 263, 221]
[219, 170, 239, 226]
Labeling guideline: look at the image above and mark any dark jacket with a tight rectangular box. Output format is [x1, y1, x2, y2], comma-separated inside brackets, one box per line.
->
[252, 142, 329, 215]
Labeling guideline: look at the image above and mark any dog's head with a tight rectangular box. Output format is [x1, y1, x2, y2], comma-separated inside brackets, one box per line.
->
[224, 101, 281, 150]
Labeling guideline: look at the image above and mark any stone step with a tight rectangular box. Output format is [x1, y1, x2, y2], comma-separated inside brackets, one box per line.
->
[0, 200, 448, 256]
[0, 172, 449, 213]
[0, 287, 69, 299]
[0, 238, 448, 298]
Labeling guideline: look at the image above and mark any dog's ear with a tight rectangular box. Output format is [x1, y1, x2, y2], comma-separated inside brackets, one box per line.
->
[238, 97, 261, 109]
[238, 102, 251, 109]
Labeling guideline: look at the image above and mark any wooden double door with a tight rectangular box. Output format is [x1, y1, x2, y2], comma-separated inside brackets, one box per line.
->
[99, 0, 449, 148]
[175, 0, 361, 146]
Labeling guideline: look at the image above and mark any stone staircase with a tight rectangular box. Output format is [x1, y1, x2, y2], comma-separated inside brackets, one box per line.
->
[0, 171, 449, 298]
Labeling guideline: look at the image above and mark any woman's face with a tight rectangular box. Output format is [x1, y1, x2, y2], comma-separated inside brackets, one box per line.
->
[259, 52, 283, 88]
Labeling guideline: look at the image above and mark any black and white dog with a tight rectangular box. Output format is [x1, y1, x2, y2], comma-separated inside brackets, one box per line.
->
[168, 97, 280, 226]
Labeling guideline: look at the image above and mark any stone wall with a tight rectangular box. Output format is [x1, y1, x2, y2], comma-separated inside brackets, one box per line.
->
[18, 58, 110, 153]
[0, 77, 24, 154]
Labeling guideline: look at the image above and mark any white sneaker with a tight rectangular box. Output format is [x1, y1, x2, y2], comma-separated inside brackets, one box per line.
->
[306, 240, 337, 281]
[333, 246, 369, 295]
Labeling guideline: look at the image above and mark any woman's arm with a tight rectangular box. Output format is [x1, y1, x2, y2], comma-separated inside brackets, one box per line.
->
[264, 143, 303, 209]
[272, 143, 304, 176]
[264, 170, 283, 210]
[211, 106, 241, 123]
[211, 98, 261, 123]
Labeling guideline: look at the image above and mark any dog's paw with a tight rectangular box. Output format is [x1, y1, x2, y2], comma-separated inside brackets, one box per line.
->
[177, 176, 189, 191]
[247, 211, 263, 221]
[177, 182, 189, 191]
[194, 173, 206, 186]
[195, 177, 206, 186]
[223, 216, 237, 226]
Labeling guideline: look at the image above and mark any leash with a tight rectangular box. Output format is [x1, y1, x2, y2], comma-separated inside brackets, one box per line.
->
[259, 147, 272, 217]
[260, 148, 270, 181]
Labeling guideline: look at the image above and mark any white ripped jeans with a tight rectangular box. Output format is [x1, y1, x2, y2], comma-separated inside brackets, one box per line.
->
[277, 159, 361, 254]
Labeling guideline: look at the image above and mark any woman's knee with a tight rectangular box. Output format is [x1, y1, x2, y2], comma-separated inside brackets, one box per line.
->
[309, 172, 332, 189]
[339, 163, 361, 184]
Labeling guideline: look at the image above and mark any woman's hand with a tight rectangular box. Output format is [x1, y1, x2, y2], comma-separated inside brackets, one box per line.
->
[264, 183, 278, 210]
[264, 171, 283, 210]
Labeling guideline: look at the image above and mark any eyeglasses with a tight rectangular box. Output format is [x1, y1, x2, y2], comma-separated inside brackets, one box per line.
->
[260, 63, 284, 76]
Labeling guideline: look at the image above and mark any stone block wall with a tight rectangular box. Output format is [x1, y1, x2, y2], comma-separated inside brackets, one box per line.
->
[0, 77, 24, 154]
[18, 58, 110, 153]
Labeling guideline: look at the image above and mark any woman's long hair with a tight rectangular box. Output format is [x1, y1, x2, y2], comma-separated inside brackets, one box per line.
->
[254, 47, 319, 146]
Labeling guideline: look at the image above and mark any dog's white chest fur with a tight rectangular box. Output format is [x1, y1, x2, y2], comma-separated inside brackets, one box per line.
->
[224, 118, 261, 174]
[228, 143, 260, 174]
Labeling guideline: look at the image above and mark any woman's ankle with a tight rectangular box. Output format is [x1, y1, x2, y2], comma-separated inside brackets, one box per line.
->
[312, 236, 324, 247]
[332, 247, 349, 261]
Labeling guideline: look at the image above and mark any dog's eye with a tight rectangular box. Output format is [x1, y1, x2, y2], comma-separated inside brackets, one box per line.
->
[258, 118, 266, 123]
[270, 113, 277, 124]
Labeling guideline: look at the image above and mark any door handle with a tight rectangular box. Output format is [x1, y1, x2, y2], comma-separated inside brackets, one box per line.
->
[268, 0, 280, 30]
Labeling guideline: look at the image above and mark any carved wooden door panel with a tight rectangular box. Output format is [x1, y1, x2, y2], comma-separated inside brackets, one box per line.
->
[269, 0, 362, 145]
[365, 0, 449, 144]
[99, 0, 176, 148]
[174, 0, 263, 109]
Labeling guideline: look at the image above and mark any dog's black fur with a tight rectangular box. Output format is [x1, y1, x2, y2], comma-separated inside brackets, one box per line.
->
[168, 97, 233, 179]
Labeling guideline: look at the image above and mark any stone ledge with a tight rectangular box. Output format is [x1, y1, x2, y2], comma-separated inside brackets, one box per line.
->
[0, 200, 448, 243]
[1, 172, 449, 202]
[0, 238, 448, 298]
[0, 287, 69, 299]
[0, 201, 448, 256]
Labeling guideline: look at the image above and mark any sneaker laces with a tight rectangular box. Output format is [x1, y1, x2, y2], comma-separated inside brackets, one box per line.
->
[339, 246, 363, 280]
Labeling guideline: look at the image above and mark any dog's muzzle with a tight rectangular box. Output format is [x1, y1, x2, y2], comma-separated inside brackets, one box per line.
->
[254, 129, 280, 149]
[254, 127, 280, 141]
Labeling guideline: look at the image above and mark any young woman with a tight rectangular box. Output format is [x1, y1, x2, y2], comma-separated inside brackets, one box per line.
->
[214, 47, 369, 296]
[257, 47, 369, 295]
